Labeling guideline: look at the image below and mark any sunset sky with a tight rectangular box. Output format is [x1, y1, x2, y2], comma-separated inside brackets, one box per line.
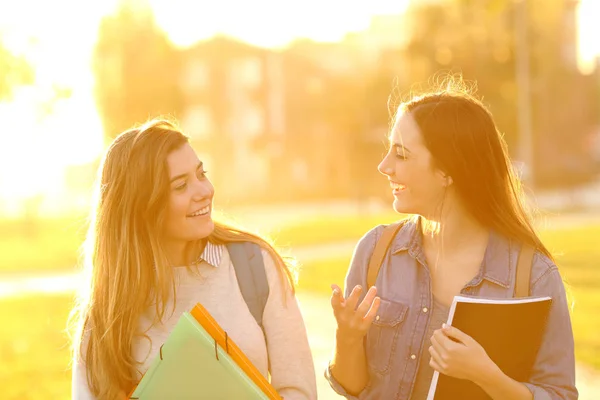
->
[0, 0, 598, 205]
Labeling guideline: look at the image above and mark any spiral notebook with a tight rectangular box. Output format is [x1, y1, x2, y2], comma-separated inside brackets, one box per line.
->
[128, 303, 281, 400]
[426, 295, 552, 400]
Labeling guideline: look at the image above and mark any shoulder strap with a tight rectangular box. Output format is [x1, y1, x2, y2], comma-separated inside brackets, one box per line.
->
[514, 244, 535, 298]
[226, 242, 269, 329]
[367, 222, 536, 297]
[367, 221, 407, 289]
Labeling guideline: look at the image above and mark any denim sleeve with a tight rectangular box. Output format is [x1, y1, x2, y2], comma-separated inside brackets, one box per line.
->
[522, 264, 578, 400]
[324, 364, 361, 400]
[323, 226, 382, 399]
[342, 225, 382, 297]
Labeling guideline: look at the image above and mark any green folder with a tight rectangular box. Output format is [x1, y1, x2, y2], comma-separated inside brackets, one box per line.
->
[129, 312, 270, 399]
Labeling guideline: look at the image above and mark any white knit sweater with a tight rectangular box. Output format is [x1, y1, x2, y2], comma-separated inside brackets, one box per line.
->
[71, 242, 317, 399]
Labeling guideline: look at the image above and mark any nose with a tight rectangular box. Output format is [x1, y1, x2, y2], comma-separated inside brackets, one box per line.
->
[191, 178, 213, 202]
[378, 152, 394, 177]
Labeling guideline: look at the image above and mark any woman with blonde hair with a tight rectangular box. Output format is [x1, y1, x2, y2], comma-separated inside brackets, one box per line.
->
[70, 119, 317, 399]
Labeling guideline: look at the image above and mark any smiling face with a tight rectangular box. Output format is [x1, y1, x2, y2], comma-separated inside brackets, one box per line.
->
[163, 143, 215, 248]
[377, 110, 450, 217]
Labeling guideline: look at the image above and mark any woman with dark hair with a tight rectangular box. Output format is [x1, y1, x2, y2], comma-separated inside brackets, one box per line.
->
[326, 83, 577, 399]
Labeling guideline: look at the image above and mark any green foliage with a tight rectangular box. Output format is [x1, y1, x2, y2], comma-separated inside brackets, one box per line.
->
[93, 1, 183, 139]
[0, 39, 34, 101]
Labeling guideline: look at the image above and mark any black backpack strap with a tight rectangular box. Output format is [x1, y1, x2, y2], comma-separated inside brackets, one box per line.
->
[226, 242, 269, 329]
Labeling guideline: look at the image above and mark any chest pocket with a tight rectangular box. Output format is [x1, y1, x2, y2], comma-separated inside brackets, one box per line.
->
[366, 298, 409, 374]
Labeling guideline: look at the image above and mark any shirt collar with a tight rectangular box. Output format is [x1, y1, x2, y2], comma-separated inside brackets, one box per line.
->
[201, 241, 224, 268]
[391, 216, 512, 288]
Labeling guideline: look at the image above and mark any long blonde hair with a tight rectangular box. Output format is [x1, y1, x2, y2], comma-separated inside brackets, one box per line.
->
[69, 119, 295, 399]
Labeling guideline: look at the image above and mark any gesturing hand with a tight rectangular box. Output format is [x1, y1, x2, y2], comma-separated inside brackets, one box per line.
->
[330, 284, 381, 345]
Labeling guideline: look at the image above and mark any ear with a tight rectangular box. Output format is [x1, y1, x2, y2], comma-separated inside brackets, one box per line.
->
[436, 169, 453, 187]
[444, 175, 453, 187]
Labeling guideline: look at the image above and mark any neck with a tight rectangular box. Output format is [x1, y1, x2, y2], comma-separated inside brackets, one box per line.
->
[420, 199, 488, 254]
[163, 239, 206, 267]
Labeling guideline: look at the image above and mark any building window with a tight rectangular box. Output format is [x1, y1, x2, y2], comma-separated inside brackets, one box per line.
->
[181, 105, 212, 140]
[238, 57, 263, 89]
[244, 105, 264, 137]
[229, 104, 264, 139]
[181, 59, 209, 93]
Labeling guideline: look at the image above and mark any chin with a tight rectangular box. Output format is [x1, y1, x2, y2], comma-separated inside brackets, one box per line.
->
[392, 198, 415, 215]
[192, 220, 215, 240]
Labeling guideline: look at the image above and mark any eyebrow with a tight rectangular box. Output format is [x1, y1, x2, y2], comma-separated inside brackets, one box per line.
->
[170, 162, 203, 183]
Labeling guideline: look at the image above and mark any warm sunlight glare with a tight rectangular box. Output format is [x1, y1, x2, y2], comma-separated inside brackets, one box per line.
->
[0, 0, 411, 215]
[0, 0, 598, 216]
[577, 0, 600, 74]
[0, 0, 114, 214]
[149, 0, 411, 48]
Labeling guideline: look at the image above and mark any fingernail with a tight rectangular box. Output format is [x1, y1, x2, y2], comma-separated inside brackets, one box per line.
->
[442, 323, 448, 329]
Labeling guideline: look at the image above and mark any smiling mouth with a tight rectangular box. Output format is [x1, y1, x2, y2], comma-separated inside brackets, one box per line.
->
[187, 205, 210, 217]
[390, 182, 406, 191]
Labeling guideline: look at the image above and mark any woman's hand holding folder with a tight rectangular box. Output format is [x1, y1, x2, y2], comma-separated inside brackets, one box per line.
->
[428, 323, 498, 383]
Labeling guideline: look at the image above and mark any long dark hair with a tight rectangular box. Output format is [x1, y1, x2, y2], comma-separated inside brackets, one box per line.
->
[400, 84, 552, 259]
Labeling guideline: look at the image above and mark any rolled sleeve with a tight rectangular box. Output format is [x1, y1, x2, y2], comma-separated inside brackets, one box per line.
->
[524, 265, 578, 399]
[523, 382, 554, 400]
[324, 364, 362, 400]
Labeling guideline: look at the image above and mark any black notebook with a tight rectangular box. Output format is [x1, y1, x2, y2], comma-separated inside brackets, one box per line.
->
[427, 295, 552, 400]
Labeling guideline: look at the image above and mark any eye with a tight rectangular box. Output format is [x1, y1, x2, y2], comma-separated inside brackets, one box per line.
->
[395, 148, 408, 160]
[175, 182, 187, 191]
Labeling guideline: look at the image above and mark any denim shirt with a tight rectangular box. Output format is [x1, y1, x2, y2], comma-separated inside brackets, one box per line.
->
[325, 218, 578, 400]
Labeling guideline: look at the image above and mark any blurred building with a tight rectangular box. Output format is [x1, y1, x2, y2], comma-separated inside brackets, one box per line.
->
[179, 36, 360, 203]
[92, 0, 600, 207]
[532, 0, 599, 187]
[179, 37, 274, 202]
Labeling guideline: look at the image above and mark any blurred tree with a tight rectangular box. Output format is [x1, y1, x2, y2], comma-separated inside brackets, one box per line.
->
[401, 0, 597, 188]
[0, 38, 34, 101]
[403, 0, 518, 146]
[93, 0, 183, 141]
[36, 84, 74, 119]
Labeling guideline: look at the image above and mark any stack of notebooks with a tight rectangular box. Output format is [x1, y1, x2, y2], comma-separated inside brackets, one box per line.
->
[426, 295, 552, 400]
[128, 303, 281, 399]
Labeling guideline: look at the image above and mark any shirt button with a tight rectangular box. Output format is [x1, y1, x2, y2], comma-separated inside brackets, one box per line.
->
[410, 354, 416, 360]
[422, 307, 428, 313]
[375, 315, 380, 321]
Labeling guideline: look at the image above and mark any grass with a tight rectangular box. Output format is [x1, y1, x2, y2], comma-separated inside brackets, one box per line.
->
[0, 295, 74, 400]
[0, 216, 88, 274]
[1, 210, 595, 275]
[267, 213, 400, 248]
[540, 225, 600, 371]
[296, 224, 600, 371]
[297, 256, 352, 294]
[0, 216, 598, 399]
[0, 212, 400, 274]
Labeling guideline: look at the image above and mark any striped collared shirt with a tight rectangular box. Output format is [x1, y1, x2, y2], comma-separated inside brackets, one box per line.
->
[201, 241, 224, 267]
